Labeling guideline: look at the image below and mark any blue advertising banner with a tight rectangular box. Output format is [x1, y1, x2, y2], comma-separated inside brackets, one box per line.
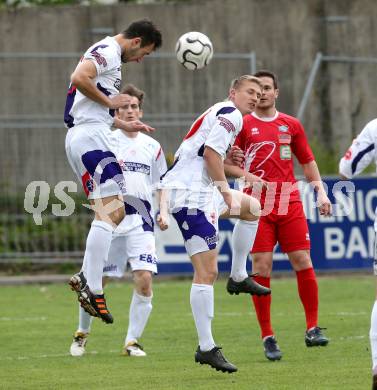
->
[155, 176, 377, 274]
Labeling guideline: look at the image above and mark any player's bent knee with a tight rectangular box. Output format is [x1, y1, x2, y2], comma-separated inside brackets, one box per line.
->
[252, 256, 273, 276]
[249, 196, 261, 216]
[110, 207, 126, 226]
[211, 268, 219, 279]
[240, 195, 261, 221]
[139, 285, 152, 297]
[288, 251, 312, 270]
[134, 271, 153, 296]
[93, 196, 125, 226]
[197, 269, 218, 284]
[136, 282, 152, 296]
[253, 264, 271, 277]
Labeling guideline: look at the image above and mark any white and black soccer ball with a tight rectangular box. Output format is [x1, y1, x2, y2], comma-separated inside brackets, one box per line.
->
[175, 32, 214, 70]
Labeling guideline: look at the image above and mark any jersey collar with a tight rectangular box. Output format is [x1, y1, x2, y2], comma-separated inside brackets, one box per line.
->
[251, 110, 279, 122]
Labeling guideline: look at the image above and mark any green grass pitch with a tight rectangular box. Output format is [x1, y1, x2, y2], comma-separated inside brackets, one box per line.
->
[0, 275, 374, 389]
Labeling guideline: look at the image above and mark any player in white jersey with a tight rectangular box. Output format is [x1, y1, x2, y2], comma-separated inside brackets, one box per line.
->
[64, 20, 162, 324]
[339, 118, 377, 389]
[70, 84, 167, 357]
[158, 75, 270, 373]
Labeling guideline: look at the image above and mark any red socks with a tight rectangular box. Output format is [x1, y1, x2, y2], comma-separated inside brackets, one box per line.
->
[252, 276, 273, 339]
[252, 268, 319, 338]
[296, 267, 318, 330]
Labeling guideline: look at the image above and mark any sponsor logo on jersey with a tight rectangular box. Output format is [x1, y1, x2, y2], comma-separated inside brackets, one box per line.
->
[278, 125, 289, 132]
[114, 78, 121, 91]
[81, 171, 95, 197]
[251, 127, 259, 135]
[103, 264, 117, 272]
[279, 145, 292, 160]
[119, 161, 151, 175]
[218, 116, 236, 133]
[205, 234, 219, 246]
[344, 148, 352, 160]
[90, 44, 108, 67]
[306, 233, 310, 241]
[278, 133, 292, 144]
[116, 178, 126, 191]
[86, 178, 95, 192]
[139, 253, 157, 264]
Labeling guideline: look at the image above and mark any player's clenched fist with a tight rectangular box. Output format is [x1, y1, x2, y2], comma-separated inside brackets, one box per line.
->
[157, 212, 170, 231]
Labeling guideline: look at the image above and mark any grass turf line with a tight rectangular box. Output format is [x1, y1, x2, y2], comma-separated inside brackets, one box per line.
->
[0, 276, 373, 389]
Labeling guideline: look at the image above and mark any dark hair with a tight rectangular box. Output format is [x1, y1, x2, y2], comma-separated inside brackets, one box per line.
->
[120, 84, 145, 108]
[253, 70, 279, 89]
[123, 19, 162, 50]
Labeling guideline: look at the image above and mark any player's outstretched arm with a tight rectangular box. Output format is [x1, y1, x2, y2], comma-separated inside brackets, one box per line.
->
[114, 117, 155, 133]
[224, 162, 268, 190]
[301, 160, 332, 216]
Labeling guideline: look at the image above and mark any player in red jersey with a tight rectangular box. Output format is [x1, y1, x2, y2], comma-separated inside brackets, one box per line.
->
[224, 70, 332, 361]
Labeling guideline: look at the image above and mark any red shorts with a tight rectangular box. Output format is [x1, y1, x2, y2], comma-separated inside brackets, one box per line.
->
[251, 201, 310, 253]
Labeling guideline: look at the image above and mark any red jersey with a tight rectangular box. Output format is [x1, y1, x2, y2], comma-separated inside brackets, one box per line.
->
[234, 111, 314, 207]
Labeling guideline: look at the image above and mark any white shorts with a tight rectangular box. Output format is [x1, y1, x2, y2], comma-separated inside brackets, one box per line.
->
[167, 187, 227, 215]
[65, 124, 125, 199]
[103, 227, 158, 277]
[171, 188, 227, 257]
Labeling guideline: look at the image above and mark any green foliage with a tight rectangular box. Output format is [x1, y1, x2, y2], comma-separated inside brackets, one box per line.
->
[0, 213, 91, 253]
[0, 262, 79, 276]
[0, 193, 91, 254]
[0, 276, 372, 389]
[1, 0, 77, 6]
[165, 151, 175, 168]
[309, 138, 376, 175]
[309, 138, 340, 175]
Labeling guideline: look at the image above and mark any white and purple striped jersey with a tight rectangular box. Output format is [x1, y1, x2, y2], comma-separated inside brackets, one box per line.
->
[339, 118, 377, 179]
[64, 36, 122, 128]
[114, 130, 167, 234]
[160, 101, 243, 195]
[339, 118, 377, 234]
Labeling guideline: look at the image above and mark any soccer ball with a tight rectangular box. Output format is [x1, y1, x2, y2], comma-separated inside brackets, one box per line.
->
[175, 32, 214, 70]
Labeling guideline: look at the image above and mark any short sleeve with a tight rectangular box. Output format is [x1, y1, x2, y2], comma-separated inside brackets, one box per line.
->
[84, 42, 118, 76]
[152, 144, 168, 184]
[291, 120, 314, 164]
[339, 120, 377, 178]
[205, 106, 242, 157]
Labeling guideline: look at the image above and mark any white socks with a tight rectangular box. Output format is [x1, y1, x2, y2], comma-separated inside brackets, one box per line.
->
[82, 220, 113, 294]
[370, 300, 377, 370]
[231, 219, 259, 282]
[78, 305, 93, 334]
[125, 290, 153, 345]
[190, 284, 215, 351]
